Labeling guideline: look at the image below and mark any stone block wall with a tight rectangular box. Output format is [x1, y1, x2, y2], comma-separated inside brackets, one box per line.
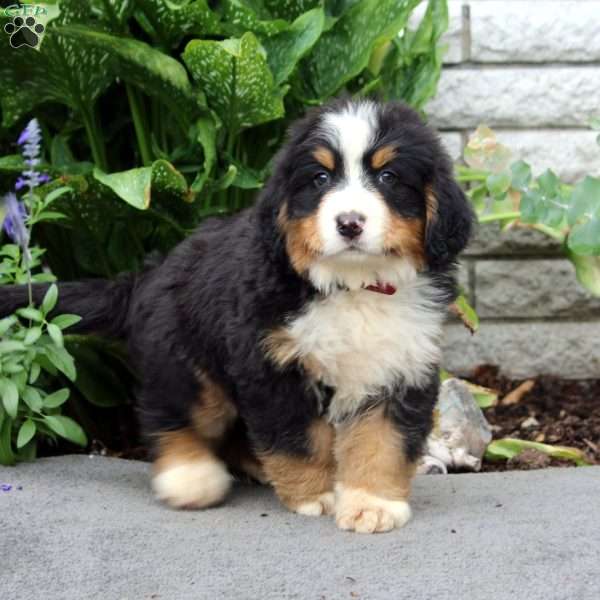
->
[422, 1, 600, 378]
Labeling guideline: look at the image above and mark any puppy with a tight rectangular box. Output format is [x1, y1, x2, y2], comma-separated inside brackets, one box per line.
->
[1, 99, 472, 533]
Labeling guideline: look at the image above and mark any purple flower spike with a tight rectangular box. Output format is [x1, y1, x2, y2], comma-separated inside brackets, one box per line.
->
[17, 127, 30, 145]
[2, 192, 29, 250]
[16, 118, 48, 193]
[0, 484, 12, 492]
[38, 173, 50, 184]
[15, 177, 26, 190]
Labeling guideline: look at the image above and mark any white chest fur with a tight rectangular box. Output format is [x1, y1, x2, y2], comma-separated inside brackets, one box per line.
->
[284, 274, 446, 421]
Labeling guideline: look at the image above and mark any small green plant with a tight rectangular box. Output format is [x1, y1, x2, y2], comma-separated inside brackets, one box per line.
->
[458, 125, 600, 297]
[1, 119, 85, 465]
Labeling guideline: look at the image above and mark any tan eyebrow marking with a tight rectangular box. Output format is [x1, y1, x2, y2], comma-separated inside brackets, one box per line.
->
[371, 145, 397, 169]
[313, 146, 335, 171]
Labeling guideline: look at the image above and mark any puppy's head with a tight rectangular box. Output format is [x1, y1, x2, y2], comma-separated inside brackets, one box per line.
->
[263, 99, 473, 292]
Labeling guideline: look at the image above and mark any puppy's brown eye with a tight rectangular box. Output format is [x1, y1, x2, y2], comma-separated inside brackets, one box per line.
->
[314, 171, 330, 188]
[378, 170, 397, 185]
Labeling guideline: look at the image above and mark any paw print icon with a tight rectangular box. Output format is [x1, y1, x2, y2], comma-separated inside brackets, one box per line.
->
[4, 16, 45, 49]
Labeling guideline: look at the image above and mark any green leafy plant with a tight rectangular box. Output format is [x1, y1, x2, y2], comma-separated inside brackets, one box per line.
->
[458, 125, 600, 297]
[485, 438, 590, 467]
[1, 0, 449, 460]
[1, 119, 85, 464]
[0, 284, 86, 465]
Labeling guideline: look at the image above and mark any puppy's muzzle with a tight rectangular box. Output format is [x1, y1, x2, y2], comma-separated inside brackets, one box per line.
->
[336, 212, 366, 240]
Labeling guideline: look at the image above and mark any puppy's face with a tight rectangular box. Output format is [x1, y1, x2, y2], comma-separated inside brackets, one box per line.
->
[273, 100, 472, 291]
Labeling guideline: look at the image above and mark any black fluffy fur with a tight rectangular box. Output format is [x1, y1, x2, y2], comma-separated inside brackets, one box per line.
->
[0, 100, 473, 462]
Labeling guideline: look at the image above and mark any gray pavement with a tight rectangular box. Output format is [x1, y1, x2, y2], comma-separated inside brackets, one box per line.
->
[1, 456, 599, 600]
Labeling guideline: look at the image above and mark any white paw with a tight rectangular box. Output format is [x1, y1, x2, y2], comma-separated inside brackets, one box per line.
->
[295, 492, 335, 517]
[152, 459, 232, 510]
[335, 485, 411, 533]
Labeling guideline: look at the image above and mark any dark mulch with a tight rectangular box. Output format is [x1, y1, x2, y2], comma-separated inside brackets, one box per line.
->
[467, 366, 600, 471]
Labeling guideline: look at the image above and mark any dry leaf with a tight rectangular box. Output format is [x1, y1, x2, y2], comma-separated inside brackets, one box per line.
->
[501, 380, 535, 406]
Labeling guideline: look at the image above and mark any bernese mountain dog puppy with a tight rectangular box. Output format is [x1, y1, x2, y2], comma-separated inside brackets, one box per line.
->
[1, 99, 473, 533]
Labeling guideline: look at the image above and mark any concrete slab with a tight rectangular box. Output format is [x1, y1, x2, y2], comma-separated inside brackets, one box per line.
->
[1, 456, 599, 600]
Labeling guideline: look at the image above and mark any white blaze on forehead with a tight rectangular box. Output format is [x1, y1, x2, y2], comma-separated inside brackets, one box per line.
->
[314, 101, 390, 271]
[321, 101, 378, 179]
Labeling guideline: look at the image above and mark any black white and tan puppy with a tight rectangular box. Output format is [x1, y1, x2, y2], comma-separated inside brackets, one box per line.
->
[1, 99, 473, 533]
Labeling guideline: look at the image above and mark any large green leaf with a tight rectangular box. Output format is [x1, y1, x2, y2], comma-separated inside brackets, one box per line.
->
[0, 0, 113, 127]
[94, 159, 190, 210]
[90, 0, 136, 25]
[135, 0, 220, 48]
[262, 8, 325, 85]
[378, 0, 447, 108]
[183, 32, 285, 133]
[485, 438, 590, 466]
[566, 250, 600, 297]
[94, 167, 152, 210]
[299, 0, 420, 100]
[220, 0, 289, 37]
[54, 25, 200, 118]
[263, 0, 321, 20]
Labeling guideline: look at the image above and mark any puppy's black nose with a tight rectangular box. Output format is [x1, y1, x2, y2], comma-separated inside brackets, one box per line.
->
[336, 212, 366, 239]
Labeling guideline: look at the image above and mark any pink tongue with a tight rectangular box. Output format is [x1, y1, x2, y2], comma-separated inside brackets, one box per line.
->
[364, 282, 397, 295]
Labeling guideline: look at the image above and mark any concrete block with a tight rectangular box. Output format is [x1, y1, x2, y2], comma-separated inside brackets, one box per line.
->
[474, 259, 600, 318]
[443, 320, 600, 379]
[470, 1, 600, 63]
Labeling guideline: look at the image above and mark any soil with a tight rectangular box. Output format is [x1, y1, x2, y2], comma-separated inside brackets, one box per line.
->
[468, 365, 600, 471]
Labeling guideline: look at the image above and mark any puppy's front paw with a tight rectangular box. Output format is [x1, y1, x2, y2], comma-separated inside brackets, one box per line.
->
[335, 486, 411, 533]
[295, 491, 335, 517]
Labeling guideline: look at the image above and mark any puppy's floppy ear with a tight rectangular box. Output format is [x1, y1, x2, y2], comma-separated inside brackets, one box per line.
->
[424, 167, 474, 270]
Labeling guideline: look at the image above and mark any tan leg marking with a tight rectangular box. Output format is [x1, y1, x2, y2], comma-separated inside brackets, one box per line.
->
[260, 419, 336, 517]
[192, 372, 267, 482]
[277, 204, 322, 274]
[334, 407, 415, 533]
[192, 372, 238, 443]
[152, 429, 232, 510]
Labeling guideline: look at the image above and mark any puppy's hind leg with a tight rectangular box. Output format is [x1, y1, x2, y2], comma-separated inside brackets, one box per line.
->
[139, 366, 232, 510]
[152, 428, 232, 510]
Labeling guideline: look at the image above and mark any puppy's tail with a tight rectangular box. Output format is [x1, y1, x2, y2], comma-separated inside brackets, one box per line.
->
[0, 272, 135, 339]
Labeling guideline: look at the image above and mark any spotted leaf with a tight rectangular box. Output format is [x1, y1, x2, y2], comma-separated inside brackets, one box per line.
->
[183, 32, 285, 134]
[262, 7, 325, 85]
[219, 0, 288, 37]
[134, 0, 220, 48]
[54, 24, 200, 119]
[0, 0, 114, 128]
[299, 0, 420, 100]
